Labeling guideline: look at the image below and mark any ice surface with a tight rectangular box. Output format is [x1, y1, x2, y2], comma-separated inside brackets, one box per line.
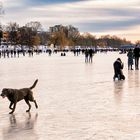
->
[0, 52, 140, 140]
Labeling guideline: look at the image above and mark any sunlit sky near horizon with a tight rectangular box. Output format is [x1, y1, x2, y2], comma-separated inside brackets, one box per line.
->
[1, 0, 140, 43]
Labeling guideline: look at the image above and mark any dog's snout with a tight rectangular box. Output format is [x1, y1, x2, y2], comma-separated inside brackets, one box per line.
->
[1, 93, 6, 98]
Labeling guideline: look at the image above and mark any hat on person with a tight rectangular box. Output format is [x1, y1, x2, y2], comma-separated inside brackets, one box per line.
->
[117, 58, 121, 61]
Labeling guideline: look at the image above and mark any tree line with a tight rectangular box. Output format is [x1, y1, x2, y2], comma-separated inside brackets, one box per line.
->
[0, 21, 134, 50]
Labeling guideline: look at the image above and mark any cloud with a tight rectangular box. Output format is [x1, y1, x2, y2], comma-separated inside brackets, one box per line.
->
[77, 20, 134, 33]
[25, 0, 85, 5]
[1, 0, 140, 42]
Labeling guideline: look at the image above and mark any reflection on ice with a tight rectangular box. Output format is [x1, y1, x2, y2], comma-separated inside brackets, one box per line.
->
[114, 81, 124, 104]
[114, 80, 124, 94]
[2, 113, 38, 140]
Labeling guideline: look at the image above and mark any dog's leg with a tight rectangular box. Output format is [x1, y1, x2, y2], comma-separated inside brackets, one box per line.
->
[25, 99, 31, 112]
[28, 94, 38, 109]
[9, 102, 14, 110]
[34, 100, 38, 108]
[9, 102, 17, 114]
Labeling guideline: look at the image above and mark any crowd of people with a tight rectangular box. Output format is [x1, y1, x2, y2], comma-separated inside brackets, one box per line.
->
[0, 47, 59, 58]
[1, 44, 140, 82]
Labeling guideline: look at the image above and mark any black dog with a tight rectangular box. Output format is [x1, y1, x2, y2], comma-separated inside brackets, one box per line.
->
[1, 79, 38, 114]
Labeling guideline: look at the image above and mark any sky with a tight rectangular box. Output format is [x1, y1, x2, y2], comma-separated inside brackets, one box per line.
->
[1, 0, 140, 43]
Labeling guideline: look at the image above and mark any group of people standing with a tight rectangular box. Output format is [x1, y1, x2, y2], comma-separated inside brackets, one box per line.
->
[85, 49, 95, 63]
[113, 45, 140, 81]
[127, 45, 140, 70]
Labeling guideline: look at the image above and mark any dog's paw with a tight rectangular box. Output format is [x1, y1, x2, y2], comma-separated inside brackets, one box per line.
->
[26, 110, 30, 112]
[9, 112, 13, 114]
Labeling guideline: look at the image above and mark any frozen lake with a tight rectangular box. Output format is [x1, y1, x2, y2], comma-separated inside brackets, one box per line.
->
[0, 52, 140, 140]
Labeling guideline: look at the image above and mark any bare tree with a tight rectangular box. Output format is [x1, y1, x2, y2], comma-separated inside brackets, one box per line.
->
[6, 22, 19, 45]
[49, 31, 68, 49]
[26, 21, 42, 32]
[24, 22, 42, 48]
[0, 2, 4, 45]
[49, 24, 80, 49]
[66, 25, 80, 47]
[38, 31, 49, 45]
[135, 40, 140, 45]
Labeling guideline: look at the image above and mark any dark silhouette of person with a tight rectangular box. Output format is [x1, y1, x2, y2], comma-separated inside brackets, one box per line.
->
[88, 48, 93, 63]
[85, 49, 89, 63]
[113, 58, 125, 80]
[127, 49, 134, 70]
[133, 44, 140, 70]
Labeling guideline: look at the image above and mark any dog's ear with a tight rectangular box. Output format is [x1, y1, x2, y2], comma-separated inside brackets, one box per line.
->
[2, 88, 8, 93]
[3, 88, 13, 95]
[7, 89, 14, 95]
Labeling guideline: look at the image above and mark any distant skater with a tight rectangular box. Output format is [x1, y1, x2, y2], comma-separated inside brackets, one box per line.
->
[88, 48, 93, 63]
[127, 49, 134, 70]
[85, 49, 89, 63]
[133, 45, 140, 70]
[113, 58, 125, 80]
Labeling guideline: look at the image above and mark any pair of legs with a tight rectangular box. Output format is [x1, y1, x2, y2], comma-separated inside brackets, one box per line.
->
[85, 56, 88, 63]
[89, 56, 93, 63]
[135, 57, 139, 70]
[128, 64, 133, 70]
[113, 70, 125, 80]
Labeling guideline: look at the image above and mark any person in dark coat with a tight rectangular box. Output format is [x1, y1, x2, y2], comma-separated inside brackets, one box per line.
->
[133, 44, 140, 70]
[88, 48, 93, 63]
[127, 49, 134, 70]
[85, 49, 89, 63]
[113, 58, 125, 80]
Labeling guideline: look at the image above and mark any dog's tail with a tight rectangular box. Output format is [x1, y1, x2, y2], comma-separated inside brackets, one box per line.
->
[30, 79, 38, 89]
